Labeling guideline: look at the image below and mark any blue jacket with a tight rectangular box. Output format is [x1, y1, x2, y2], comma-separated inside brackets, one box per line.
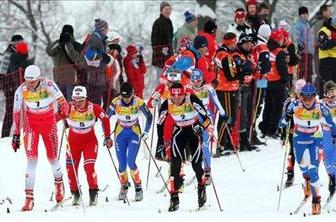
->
[293, 17, 314, 54]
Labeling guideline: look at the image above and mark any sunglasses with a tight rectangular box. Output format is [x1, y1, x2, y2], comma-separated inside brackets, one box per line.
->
[301, 96, 315, 102]
[72, 97, 86, 102]
[121, 94, 132, 99]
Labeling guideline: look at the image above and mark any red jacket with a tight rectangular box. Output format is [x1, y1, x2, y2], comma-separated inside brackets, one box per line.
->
[123, 55, 146, 98]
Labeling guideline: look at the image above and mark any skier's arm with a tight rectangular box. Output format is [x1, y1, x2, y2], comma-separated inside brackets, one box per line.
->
[107, 97, 118, 117]
[138, 99, 153, 133]
[190, 94, 211, 130]
[47, 79, 69, 112]
[157, 100, 169, 142]
[208, 86, 226, 116]
[147, 84, 165, 109]
[321, 104, 336, 136]
[12, 86, 23, 135]
[93, 103, 111, 137]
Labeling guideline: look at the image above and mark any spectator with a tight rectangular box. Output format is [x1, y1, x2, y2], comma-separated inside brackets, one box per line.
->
[104, 43, 123, 110]
[83, 18, 111, 105]
[2, 41, 32, 138]
[293, 6, 314, 82]
[260, 29, 289, 138]
[151, 2, 173, 85]
[313, 4, 332, 95]
[198, 19, 218, 68]
[258, 2, 271, 26]
[124, 45, 146, 98]
[317, 16, 336, 97]
[227, 8, 254, 41]
[0, 34, 24, 138]
[246, 0, 260, 32]
[174, 11, 198, 51]
[46, 24, 82, 101]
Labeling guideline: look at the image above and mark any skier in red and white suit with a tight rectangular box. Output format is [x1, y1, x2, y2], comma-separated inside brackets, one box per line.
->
[61, 86, 112, 206]
[11, 65, 69, 211]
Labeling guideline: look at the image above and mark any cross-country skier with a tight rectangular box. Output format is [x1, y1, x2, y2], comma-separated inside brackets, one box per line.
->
[321, 81, 336, 196]
[59, 86, 112, 206]
[11, 65, 69, 211]
[107, 82, 152, 201]
[280, 79, 306, 188]
[279, 83, 336, 215]
[157, 82, 211, 211]
[190, 68, 231, 185]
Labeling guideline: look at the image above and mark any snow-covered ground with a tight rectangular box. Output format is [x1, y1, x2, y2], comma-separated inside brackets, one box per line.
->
[0, 119, 335, 222]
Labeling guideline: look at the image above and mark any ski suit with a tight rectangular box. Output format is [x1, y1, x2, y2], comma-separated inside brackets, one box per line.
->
[65, 101, 111, 192]
[13, 78, 68, 192]
[107, 96, 152, 187]
[192, 84, 226, 170]
[281, 100, 336, 198]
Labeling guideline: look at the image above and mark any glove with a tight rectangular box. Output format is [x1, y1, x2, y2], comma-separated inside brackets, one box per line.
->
[212, 79, 219, 89]
[140, 132, 149, 142]
[139, 46, 144, 55]
[59, 32, 71, 44]
[162, 47, 169, 56]
[242, 61, 253, 75]
[104, 136, 113, 149]
[222, 115, 233, 125]
[12, 134, 20, 152]
[164, 141, 171, 162]
[205, 124, 215, 137]
[193, 125, 204, 137]
[298, 43, 305, 52]
[278, 118, 288, 129]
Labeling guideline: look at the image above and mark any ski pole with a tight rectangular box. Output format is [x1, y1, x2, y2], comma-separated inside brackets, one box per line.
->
[277, 124, 290, 212]
[223, 124, 246, 172]
[106, 147, 130, 206]
[63, 125, 86, 214]
[143, 140, 170, 194]
[146, 104, 157, 190]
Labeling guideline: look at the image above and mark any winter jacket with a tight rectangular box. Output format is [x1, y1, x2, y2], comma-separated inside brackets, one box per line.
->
[7, 52, 33, 91]
[176, 23, 197, 44]
[293, 17, 314, 54]
[266, 39, 289, 90]
[0, 45, 15, 91]
[124, 55, 146, 99]
[227, 22, 254, 42]
[198, 31, 218, 66]
[151, 14, 174, 68]
[246, 14, 262, 32]
[46, 37, 81, 86]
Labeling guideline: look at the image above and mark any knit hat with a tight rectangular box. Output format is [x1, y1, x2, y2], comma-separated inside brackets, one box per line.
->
[61, 24, 74, 36]
[94, 18, 109, 32]
[235, 8, 246, 19]
[222, 32, 237, 45]
[16, 42, 28, 55]
[270, 29, 284, 42]
[126, 45, 138, 56]
[298, 6, 308, 15]
[160, 2, 171, 12]
[279, 20, 291, 32]
[169, 82, 186, 97]
[294, 79, 306, 94]
[184, 11, 196, 24]
[246, 0, 258, 6]
[120, 82, 133, 97]
[258, 24, 271, 39]
[238, 33, 254, 45]
[108, 43, 122, 54]
[11, 35, 23, 44]
[193, 35, 208, 49]
[204, 20, 217, 34]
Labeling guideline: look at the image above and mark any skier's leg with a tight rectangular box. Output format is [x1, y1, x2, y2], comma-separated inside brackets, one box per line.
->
[83, 139, 98, 190]
[66, 142, 81, 193]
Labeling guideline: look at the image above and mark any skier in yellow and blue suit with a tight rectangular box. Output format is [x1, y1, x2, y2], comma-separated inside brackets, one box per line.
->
[107, 82, 152, 202]
[279, 83, 336, 215]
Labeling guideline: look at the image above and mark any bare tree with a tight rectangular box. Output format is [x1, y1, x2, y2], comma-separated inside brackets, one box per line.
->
[196, 0, 217, 30]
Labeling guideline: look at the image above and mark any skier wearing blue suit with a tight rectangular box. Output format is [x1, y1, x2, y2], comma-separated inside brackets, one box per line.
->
[190, 68, 231, 185]
[321, 81, 336, 197]
[107, 82, 152, 201]
[279, 83, 336, 215]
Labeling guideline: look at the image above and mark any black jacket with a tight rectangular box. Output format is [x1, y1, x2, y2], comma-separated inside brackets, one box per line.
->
[8, 52, 33, 91]
[151, 14, 173, 68]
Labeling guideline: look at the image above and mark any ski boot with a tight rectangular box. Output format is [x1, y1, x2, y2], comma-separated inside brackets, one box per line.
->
[21, 190, 34, 211]
[197, 184, 207, 208]
[71, 190, 80, 206]
[312, 196, 321, 215]
[285, 170, 294, 188]
[55, 177, 65, 203]
[204, 170, 212, 186]
[118, 182, 130, 200]
[168, 193, 179, 212]
[303, 177, 311, 198]
[328, 174, 336, 196]
[89, 189, 98, 206]
[135, 184, 143, 201]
